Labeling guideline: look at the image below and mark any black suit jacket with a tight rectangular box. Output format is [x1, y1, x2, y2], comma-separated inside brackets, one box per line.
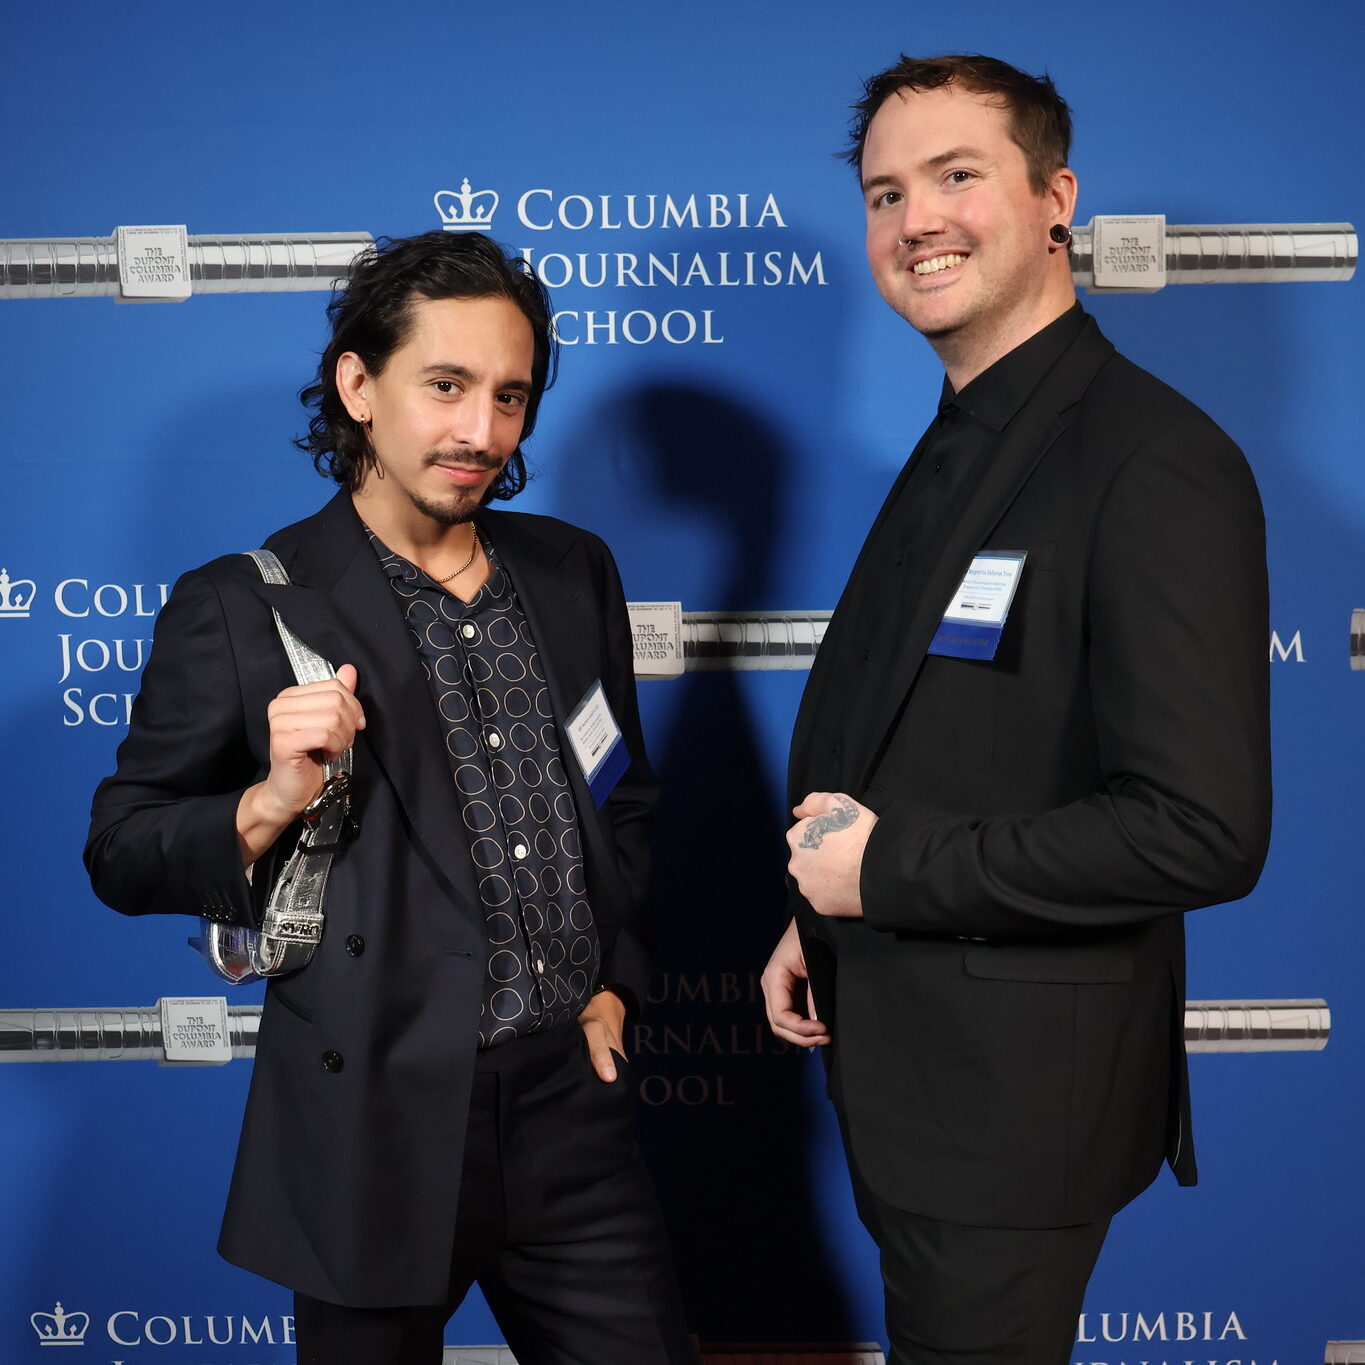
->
[85, 490, 656, 1305]
[790, 314, 1271, 1228]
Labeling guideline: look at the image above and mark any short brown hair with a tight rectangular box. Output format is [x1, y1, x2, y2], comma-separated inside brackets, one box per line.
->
[845, 53, 1072, 195]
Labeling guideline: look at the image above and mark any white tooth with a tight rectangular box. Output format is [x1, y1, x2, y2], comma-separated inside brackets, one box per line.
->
[913, 253, 966, 276]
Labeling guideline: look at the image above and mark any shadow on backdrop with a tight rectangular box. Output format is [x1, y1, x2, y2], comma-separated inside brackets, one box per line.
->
[557, 382, 858, 1341]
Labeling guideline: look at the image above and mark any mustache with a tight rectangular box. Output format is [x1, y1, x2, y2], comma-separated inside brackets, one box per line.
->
[898, 235, 978, 255]
[422, 449, 504, 472]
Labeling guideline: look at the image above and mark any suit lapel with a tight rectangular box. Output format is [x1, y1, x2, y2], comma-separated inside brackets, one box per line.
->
[789, 422, 939, 799]
[481, 513, 610, 858]
[843, 319, 1116, 796]
[484, 515, 594, 722]
[253, 491, 484, 934]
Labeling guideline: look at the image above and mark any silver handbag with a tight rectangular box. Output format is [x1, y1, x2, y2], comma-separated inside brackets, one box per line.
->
[191, 550, 354, 985]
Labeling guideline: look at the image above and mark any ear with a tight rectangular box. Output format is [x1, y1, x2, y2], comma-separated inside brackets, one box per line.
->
[1046, 166, 1079, 230]
[335, 352, 371, 424]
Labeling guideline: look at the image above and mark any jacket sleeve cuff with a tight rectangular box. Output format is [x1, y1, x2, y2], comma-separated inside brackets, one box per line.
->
[859, 799, 937, 934]
[599, 928, 650, 1012]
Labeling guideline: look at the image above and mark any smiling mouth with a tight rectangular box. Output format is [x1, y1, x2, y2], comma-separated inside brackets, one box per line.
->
[424, 449, 502, 481]
[434, 464, 493, 487]
[912, 253, 968, 276]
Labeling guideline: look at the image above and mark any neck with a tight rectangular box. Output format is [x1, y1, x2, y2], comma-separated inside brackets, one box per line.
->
[933, 280, 1076, 393]
[349, 485, 477, 565]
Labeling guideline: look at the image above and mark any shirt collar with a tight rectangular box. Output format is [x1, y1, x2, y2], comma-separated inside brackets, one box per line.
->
[938, 303, 1087, 432]
[362, 522, 495, 574]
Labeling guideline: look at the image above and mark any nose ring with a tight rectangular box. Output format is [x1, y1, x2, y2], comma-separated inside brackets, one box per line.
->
[898, 236, 912, 247]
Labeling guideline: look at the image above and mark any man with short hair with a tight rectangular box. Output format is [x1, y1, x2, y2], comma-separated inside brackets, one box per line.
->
[87, 230, 696, 1365]
[763, 55, 1271, 1364]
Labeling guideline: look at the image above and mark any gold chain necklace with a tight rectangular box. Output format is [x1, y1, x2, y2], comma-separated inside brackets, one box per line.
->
[428, 524, 481, 584]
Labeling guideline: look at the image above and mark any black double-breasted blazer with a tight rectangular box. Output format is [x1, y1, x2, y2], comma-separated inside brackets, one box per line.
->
[790, 314, 1271, 1228]
[86, 490, 656, 1306]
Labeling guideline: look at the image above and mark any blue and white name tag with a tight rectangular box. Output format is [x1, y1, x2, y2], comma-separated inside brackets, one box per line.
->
[927, 550, 1028, 661]
[564, 679, 629, 807]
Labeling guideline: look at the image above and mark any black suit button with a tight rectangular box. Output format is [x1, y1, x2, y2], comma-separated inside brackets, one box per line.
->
[345, 935, 365, 957]
[322, 1051, 344, 1073]
[860, 648, 870, 661]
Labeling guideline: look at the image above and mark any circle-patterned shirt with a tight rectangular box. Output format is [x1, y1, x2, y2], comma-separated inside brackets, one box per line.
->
[367, 527, 601, 1049]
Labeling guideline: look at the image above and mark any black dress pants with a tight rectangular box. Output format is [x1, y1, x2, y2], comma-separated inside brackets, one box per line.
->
[850, 1164, 1110, 1365]
[294, 1025, 696, 1365]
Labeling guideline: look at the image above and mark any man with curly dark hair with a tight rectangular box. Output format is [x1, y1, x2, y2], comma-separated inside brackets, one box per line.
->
[87, 230, 696, 1365]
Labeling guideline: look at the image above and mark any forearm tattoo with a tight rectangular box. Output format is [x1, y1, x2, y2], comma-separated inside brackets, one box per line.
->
[799, 795, 859, 850]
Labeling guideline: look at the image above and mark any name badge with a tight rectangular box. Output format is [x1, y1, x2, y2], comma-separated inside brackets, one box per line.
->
[564, 679, 629, 807]
[927, 550, 1027, 661]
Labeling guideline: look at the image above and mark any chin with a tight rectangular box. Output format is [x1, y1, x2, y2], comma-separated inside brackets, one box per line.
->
[886, 289, 957, 338]
[901, 303, 964, 340]
[410, 490, 480, 527]
[918, 318, 964, 341]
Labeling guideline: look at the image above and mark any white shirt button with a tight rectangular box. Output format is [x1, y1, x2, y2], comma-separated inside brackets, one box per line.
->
[512, 843, 528, 860]
[534, 957, 545, 974]
[461, 624, 475, 639]
[487, 730, 502, 749]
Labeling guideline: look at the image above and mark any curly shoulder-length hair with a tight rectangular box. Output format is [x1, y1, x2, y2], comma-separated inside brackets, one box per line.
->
[296, 231, 557, 500]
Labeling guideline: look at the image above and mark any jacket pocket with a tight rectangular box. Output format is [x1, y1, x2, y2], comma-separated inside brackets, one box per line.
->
[267, 980, 315, 1023]
[963, 940, 1134, 984]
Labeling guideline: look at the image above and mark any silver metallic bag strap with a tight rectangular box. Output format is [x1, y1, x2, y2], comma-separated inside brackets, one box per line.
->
[195, 550, 354, 985]
[244, 550, 335, 686]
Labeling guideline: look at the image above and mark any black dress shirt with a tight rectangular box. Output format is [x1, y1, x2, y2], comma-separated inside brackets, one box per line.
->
[367, 527, 600, 1049]
[813, 304, 1089, 784]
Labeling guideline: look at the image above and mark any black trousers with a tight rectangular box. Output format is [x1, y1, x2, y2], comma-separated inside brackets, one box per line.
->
[294, 1025, 696, 1365]
[850, 1163, 1110, 1365]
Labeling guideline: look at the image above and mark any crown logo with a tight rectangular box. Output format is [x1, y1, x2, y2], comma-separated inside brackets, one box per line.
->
[31, 1302, 90, 1345]
[434, 178, 499, 232]
[0, 567, 37, 618]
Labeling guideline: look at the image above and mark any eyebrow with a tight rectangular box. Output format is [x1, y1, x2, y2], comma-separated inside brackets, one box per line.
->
[925, 145, 990, 169]
[417, 363, 532, 392]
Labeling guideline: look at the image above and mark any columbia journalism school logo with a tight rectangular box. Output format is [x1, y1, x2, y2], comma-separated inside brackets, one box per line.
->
[428, 175, 812, 347]
[0, 566, 37, 618]
[31, 1301, 89, 1345]
[435, 178, 500, 232]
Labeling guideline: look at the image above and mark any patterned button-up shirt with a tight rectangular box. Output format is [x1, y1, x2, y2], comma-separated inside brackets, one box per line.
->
[367, 526, 600, 1048]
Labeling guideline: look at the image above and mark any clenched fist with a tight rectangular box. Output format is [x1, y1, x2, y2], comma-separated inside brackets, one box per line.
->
[235, 664, 365, 864]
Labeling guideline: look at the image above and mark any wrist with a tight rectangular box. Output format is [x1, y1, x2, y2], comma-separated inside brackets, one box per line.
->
[256, 775, 314, 826]
[236, 780, 303, 866]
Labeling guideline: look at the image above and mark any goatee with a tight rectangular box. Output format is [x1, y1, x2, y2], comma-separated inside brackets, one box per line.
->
[408, 489, 478, 527]
[408, 449, 505, 525]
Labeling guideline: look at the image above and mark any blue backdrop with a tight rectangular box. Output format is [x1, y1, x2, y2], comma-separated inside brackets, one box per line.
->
[2, 2, 1361, 1361]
